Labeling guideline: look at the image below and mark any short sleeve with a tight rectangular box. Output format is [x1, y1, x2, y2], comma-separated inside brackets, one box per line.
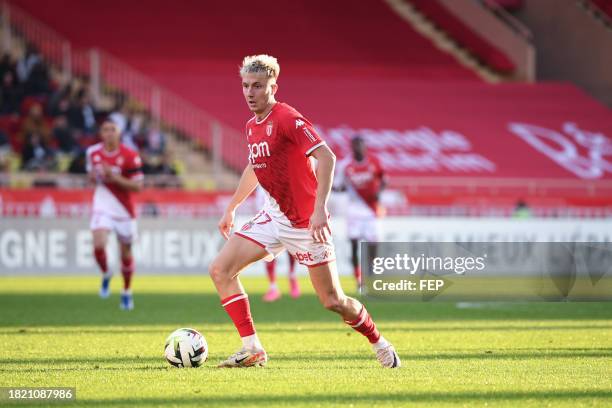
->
[125, 153, 144, 181]
[284, 113, 325, 156]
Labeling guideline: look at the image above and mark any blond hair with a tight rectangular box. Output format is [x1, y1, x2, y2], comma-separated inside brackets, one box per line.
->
[240, 54, 280, 79]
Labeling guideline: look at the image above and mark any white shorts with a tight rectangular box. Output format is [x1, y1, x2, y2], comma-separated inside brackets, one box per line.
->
[235, 210, 336, 267]
[347, 215, 379, 242]
[90, 212, 138, 244]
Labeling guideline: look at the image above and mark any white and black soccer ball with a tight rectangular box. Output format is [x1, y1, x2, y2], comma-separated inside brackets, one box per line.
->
[164, 328, 208, 368]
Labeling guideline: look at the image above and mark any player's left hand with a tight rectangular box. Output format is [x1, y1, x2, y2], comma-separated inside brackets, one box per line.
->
[309, 207, 331, 243]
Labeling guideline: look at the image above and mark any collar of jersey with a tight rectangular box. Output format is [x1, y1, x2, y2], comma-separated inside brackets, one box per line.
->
[101, 147, 119, 156]
[254, 103, 277, 125]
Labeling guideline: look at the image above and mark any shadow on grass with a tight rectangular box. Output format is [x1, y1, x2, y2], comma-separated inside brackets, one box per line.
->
[2, 324, 611, 336]
[1, 347, 610, 370]
[1, 294, 611, 327]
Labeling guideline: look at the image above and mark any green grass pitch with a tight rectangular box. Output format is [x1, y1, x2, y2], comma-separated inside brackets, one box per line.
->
[0, 275, 611, 407]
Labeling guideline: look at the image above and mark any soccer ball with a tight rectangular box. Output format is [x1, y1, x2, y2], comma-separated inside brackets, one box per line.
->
[163, 328, 208, 368]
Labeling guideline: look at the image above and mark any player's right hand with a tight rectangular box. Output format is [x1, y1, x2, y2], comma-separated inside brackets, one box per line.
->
[218, 210, 235, 240]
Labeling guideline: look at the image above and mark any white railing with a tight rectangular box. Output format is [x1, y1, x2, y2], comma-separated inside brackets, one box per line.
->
[1, 1, 245, 183]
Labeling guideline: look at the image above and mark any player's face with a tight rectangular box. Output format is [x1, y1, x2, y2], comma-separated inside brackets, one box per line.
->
[352, 138, 366, 159]
[100, 122, 120, 148]
[242, 73, 277, 114]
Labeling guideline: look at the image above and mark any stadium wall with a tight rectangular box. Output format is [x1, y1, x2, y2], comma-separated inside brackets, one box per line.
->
[516, 0, 612, 106]
[0, 217, 610, 276]
[437, 0, 535, 80]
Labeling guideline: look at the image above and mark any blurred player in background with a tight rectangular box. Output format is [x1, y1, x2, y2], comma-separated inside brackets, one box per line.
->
[334, 135, 386, 290]
[256, 186, 301, 302]
[209, 55, 400, 368]
[86, 119, 143, 310]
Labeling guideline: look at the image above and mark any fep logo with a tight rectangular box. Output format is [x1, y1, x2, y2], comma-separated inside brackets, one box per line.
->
[509, 122, 612, 179]
[248, 142, 271, 164]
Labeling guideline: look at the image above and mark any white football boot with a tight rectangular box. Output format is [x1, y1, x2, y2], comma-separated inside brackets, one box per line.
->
[217, 347, 267, 368]
[375, 344, 401, 368]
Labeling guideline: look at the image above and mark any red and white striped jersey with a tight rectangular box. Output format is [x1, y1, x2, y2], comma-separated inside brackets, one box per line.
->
[86, 143, 143, 219]
[246, 102, 326, 228]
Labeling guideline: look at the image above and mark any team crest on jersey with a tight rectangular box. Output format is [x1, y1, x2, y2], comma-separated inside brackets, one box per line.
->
[248, 128, 252, 136]
[266, 121, 273, 137]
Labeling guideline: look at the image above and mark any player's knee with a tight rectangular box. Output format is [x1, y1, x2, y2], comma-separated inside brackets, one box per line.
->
[208, 258, 230, 284]
[120, 245, 132, 259]
[322, 294, 345, 313]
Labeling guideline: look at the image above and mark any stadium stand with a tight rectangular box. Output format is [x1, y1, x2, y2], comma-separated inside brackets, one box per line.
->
[407, 0, 516, 74]
[486, 0, 524, 12]
[2, 0, 612, 217]
[589, 0, 612, 19]
[0, 45, 183, 177]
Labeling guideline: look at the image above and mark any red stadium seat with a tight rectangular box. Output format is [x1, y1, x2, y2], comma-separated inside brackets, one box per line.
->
[590, 0, 612, 19]
[409, 0, 516, 74]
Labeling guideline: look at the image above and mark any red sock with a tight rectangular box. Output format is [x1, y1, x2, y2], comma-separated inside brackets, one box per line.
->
[94, 248, 108, 274]
[266, 260, 276, 284]
[221, 293, 256, 337]
[288, 255, 296, 280]
[345, 306, 380, 344]
[121, 256, 134, 290]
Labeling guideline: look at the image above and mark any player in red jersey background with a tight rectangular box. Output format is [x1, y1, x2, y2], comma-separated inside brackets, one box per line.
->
[334, 135, 386, 290]
[208, 55, 400, 368]
[86, 119, 143, 310]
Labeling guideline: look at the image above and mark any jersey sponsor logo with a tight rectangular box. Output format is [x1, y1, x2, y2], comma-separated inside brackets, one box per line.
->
[248, 141, 271, 164]
[266, 121, 273, 137]
[295, 251, 315, 263]
[348, 170, 375, 185]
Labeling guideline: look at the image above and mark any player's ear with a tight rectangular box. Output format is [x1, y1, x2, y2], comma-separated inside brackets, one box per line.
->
[271, 82, 278, 95]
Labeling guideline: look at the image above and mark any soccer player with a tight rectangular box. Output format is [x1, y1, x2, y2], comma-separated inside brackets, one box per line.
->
[86, 119, 143, 310]
[262, 253, 300, 302]
[209, 55, 400, 368]
[334, 135, 386, 289]
[255, 186, 301, 302]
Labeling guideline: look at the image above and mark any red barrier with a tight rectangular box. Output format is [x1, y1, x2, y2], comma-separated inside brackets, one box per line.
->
[0, 189, 237, 217]
[2, 188, 611, 218]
